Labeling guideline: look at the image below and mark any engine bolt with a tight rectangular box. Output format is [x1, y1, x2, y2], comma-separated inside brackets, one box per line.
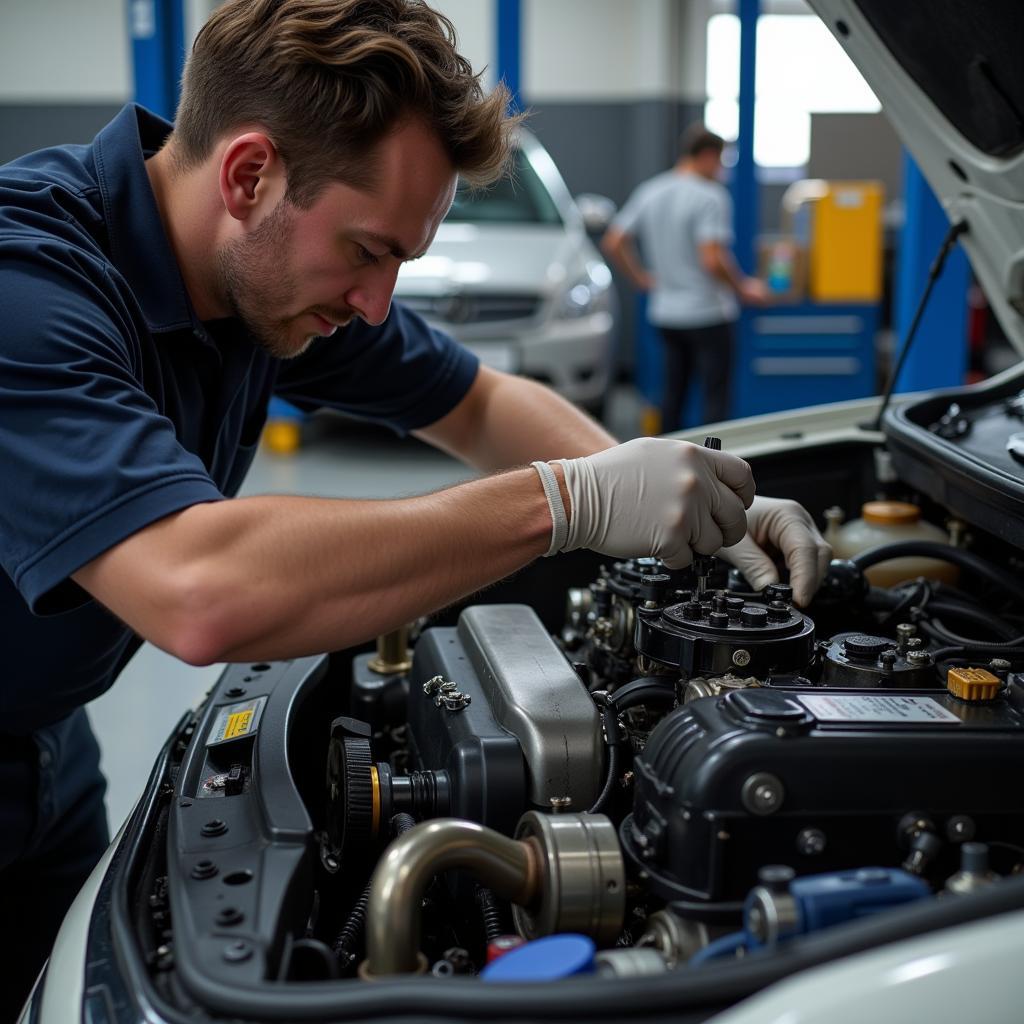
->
[222, 940, 253, 963]
[741, 772, 785, 816]
[796, 828, 827, 856]
[732, 649, 752, 668]
[907, 650, 932, 665]
[946, 815, 976, 842]
[216, 906, 244, 927]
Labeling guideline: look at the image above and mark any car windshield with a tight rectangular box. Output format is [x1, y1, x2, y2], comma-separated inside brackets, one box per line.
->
[445, 147, 564, 226]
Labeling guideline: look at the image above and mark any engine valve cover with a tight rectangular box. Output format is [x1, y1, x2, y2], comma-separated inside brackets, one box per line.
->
[635, 596, 815, 678]
[622, 684, 1024, 919]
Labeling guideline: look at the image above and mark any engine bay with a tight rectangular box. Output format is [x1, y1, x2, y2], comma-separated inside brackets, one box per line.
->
[119, 420, 1024, 1019]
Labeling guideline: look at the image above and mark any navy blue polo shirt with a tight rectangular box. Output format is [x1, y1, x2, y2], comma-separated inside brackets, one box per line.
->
[0, 104, 479, 732]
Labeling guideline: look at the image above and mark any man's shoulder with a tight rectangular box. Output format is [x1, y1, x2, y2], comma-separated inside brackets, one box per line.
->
[0, 143, 106, 258]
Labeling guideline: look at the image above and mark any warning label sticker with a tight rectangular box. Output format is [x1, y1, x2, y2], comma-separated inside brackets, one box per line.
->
[206, 696, 268, 745]
[797, 694, 960, 724]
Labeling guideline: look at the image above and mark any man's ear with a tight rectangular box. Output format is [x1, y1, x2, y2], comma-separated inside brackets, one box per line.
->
[218, 132, 286, 222]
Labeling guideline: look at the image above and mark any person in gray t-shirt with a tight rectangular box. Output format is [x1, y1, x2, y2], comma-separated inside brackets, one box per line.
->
[602, 125, 767, 429]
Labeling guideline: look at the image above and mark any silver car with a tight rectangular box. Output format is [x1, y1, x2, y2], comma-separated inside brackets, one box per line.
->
[395, 130, 617, 414]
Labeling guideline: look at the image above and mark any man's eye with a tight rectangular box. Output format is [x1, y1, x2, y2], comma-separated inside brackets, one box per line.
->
[357, 245, 380, 265]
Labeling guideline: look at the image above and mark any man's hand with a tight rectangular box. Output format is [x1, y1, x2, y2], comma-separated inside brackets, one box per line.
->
[553, 437, 755, 569]
[738, 276, 771, 305]
[716, 495, 832, 606]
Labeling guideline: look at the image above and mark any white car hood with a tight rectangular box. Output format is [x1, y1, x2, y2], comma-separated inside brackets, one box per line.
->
[394, 223, 585, 296]
[809, 0, 1024, 357]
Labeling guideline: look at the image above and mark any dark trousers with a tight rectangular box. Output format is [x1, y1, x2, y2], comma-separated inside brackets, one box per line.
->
[0, 708, 109, 1022]
[659, 321, 735, 431]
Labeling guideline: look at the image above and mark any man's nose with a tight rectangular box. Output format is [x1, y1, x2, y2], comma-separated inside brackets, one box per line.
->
[347, 264, 401, 327]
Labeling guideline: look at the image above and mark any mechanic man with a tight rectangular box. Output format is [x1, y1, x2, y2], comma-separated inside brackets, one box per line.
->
[602, 125, 769, 429]
[0, 1, 830, 1013]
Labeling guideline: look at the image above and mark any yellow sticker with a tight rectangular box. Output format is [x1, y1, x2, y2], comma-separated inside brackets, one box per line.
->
[224, 710, 253, 739]
[206, 696, 267, 746]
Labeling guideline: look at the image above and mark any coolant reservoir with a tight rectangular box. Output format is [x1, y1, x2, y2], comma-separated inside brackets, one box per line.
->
[825, 502, 958, 586]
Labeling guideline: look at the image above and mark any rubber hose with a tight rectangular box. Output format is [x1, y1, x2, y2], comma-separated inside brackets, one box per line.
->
[851, 542, 1024, 602]
[608, 676, 677, 711]
[924, 601, 1020, 641]
[688, 932, 746, 967]
[922, 619, 1023, 649]
[587, 742, 620, 815]
[931, 645, 1024, 664]
[332, 813, 419, 962]
[476, 886, 505, 943]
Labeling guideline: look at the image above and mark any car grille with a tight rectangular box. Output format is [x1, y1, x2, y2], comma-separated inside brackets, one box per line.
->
[399, 293, 541, 326]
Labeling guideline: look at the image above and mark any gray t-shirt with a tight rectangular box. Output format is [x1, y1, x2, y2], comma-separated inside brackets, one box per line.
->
[614, 170, 738, 328]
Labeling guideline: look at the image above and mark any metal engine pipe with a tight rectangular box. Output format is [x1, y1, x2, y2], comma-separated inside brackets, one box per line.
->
[362, 818, 538, 976]
[362, 812, 625, 977]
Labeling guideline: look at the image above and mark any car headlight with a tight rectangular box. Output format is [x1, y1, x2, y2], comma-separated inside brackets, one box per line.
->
[556, 262, 612, 319]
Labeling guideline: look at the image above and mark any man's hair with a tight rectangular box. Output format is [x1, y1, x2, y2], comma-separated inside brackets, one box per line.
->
[171, 0, 516, 206]
[679, 123, 725, 160]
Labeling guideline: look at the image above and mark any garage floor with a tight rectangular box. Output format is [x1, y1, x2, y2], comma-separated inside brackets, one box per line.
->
[88, 385, 647, 832]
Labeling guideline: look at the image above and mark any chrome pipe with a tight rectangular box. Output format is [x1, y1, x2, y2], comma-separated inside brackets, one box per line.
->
[363, 818, 538, 976]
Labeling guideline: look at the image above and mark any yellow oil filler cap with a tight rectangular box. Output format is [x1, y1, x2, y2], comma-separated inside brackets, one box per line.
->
[947, 667, 1002, 702]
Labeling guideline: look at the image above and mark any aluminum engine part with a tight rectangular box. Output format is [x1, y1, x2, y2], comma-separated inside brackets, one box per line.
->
[457, 605, 602, 811]
[512, 811, 625, 945]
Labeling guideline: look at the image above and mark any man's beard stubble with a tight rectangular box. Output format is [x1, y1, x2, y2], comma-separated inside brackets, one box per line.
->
[216, 200, 312, 360]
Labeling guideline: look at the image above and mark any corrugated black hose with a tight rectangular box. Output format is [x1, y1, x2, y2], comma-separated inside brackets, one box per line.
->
[476, 886, 505, 943]
[333, 812, 419, 966]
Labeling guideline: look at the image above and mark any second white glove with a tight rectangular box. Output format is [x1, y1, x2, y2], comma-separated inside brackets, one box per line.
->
[553, 436, 755, 569]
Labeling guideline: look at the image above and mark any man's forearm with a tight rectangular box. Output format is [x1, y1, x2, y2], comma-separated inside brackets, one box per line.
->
[74, 467, 559, 664]
[464, 374, 616, 469]
[416, 368, 616, 471]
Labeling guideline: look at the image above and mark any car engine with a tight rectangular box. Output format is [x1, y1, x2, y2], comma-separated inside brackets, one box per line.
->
[122, 398, 1024, 1016]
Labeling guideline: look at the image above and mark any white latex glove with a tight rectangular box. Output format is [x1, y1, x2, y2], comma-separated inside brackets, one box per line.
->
[716, 495, 832, 606]
[555, 437, 755, 569]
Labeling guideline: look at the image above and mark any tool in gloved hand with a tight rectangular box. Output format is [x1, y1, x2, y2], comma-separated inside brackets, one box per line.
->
[693, 436, 722, 596]
[531, 436, 754, 569]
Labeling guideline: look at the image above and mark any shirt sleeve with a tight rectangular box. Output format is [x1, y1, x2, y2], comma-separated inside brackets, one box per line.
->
[694, 187, 735, 245]
[273, 301, 480, 434]
[610, 184, 647, 235]
[0, 245, 223, 615]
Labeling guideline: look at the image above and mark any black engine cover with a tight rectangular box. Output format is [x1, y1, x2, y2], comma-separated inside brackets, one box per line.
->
[623, 685, 1024, 920]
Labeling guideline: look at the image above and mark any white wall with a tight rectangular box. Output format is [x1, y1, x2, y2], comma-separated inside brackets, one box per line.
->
[430, 0, 495, 91]
[0, 0, 130, 100]
[0, 1, 721, 108]
[0, 0, 495, 104]
[521, 0, 714, 104]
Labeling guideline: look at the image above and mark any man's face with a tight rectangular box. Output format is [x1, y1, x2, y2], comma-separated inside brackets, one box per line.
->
[217, 120, 458, 359]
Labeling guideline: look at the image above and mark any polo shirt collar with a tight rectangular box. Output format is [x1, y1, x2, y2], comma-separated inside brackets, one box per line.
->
[94, 104, 201, 335]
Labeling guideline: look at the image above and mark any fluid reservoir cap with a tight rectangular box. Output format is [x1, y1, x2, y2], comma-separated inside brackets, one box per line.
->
[842, 634, 889, 660]
[947, 667, 1001, 702]
[481, 934, 596, 982]
[862, 501, 921, 526]
[727, 689, 805, 722]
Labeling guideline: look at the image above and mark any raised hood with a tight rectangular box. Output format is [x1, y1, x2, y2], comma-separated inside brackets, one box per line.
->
[808, 0, 1024, 357]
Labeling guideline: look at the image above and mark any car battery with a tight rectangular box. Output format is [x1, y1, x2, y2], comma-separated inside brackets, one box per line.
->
[622, 684, 1024, 921]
